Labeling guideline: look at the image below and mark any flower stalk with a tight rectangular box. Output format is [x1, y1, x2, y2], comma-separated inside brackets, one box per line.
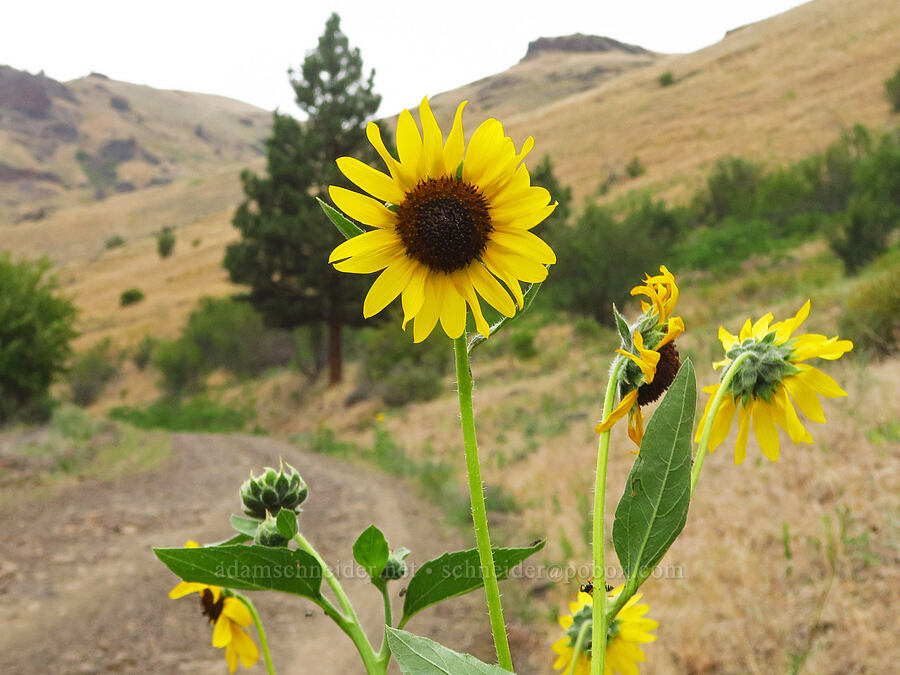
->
[453, 334, 514, 671]
[235, 593, 275, 675]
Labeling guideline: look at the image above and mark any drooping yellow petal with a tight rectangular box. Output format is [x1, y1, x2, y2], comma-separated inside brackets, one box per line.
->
[483, 244, 549, 283]
[168, 581, 210, 599]
[657, 316, 685, 348]
[773, 385, 813, 444]
[412, 276, 441, 343]
[401, 263, 427, 329]
[363, 259, 415, 318]
[222, 598, 253, 627]
[439, 281, 467, 339]
[695, 384, 719, 444]
[455, 271, 490, 337]
[734, 402, 752, 465]
[212, 615, 233, 648]
[790, 334, 854, 361]
[328, 186, 397, 229]
[783, 375, 826, 423]
[468, 263, 515, 317]
[336, 156, 405, 204]
[795, 364, 848, 398]
[481, 248, 527, 306]
[490, 228, 556, 264]
[751, 399, 780, 461]
[596, 389, 639, 433]
[230, 626, 259, 668]
[709, 394, 736, 450]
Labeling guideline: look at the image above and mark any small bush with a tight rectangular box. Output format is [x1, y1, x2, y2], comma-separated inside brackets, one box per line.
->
[509, 327, 538, 360]
[69, 338, 118, 407]
[361, 321, 451, 406]
[696, 156, 765, 223]
[120, 287, 145, 306]
[829, 196, 893, 274]
[108, 396, 248, 432]
[885, 65, 900, 113]
[626, 156, 646, 178]
[658, 71, 675, 87]
[153, 339, 205, 395]
[156, 228, 176, 258]
[0, 254, 78, 423]
[105, 234, 125, 249]
[132, 335, 157, 370]
[840, 262, 900, 357]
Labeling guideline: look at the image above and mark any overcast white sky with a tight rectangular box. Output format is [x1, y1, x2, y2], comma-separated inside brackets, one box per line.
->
[4, 0, 810, 118]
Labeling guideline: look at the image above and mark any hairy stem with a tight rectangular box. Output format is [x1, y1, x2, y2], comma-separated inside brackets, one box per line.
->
[235, 593, 275, 675]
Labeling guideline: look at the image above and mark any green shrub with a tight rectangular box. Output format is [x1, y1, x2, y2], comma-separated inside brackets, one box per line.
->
[626, 156, 646, 178]
[119, 287, 145, 306]
[69, 338, 118, 406]
[829, 196, 894, 274]
[509, 327, 538, 360]
[105, 234, 125, 249]
[361, 321, 451, 406]
[108, 396, 248, 432]
[0, 254, 78, 423]
[840, 262, 900, 357]
[658, 71, 675, 87]
[696, 156, 764, 223]
[153, 339, 205, 395]
[156, 228, 176, 258]
[674, 218, 776, 272]
[885, 65, 900, 113]
[132, 335, 157, 370]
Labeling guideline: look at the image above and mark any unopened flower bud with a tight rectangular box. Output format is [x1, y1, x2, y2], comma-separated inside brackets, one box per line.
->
[240, 461, 308, 520]
[254, 513, 288, 547]
[381, 547, 410, 581]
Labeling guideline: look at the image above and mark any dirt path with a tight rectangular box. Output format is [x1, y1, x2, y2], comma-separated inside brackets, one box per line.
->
[0, 433, 508, 674]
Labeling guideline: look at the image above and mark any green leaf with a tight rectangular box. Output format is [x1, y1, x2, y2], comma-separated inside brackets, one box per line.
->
[154, 545, 323, 599]
[230, 514, 261, 538]
[213, 533, 252, 546]
[613, 303, 631, 344]
[275, 509, 299, 539]
[468, 274, 546, 353]
[613, 359, 695, 587]
[385, 628, 513, 674]
[317, 197, 364, 240]
[399, 540, 545, 627]
[353, 524, 390, 579]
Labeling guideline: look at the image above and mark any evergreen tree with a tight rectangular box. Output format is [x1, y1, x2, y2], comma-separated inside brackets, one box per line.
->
[225, 13, 381, 385]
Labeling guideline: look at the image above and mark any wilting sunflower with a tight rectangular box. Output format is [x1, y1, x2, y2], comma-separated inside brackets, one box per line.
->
[696, 300, 853, 463]
[328, 97, 556, 342]
[169, 542, 259, 673]
[552, 589, 658, 675]
[596, 266, 685, 447]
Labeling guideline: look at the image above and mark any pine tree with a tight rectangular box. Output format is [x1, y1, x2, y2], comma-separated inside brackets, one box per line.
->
[225, 13, 381, 385]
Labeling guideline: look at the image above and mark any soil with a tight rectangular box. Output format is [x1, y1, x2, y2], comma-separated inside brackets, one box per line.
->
[0, 433, 526, 674]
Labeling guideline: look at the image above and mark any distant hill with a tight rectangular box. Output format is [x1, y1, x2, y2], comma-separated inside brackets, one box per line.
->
[0, 67, 270, 223]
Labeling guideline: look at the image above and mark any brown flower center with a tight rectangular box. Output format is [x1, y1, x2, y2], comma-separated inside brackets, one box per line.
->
[396, 177, 492, 273]
[637, 342, 681, 406]
[200, 588, 225, 623]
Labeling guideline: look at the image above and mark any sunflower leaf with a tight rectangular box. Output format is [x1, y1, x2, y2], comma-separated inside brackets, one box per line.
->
[613, 303, 631, 344]
[385, 628, 513, 674]
[230, 514, 261, 538]
[398, 539, 545, 628]
[154, 544, 323, 599]
[353, 524, 390, 579]
[317, 196, 364, 240]
[468, 275, 546, 353]
[613, 359, 695, 589]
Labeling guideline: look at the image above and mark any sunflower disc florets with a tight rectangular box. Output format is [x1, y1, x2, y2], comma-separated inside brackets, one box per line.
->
[240, 462, 307, 520]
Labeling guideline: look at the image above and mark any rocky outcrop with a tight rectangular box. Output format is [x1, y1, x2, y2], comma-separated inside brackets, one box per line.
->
[0, 66, 75, 118]
[522, 34, 653, 60]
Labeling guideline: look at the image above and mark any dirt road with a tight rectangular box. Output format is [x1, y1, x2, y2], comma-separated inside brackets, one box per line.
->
[0, 433, 513, 674]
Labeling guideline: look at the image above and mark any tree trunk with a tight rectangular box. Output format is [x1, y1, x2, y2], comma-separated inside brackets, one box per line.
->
[328, 319, 342, 386]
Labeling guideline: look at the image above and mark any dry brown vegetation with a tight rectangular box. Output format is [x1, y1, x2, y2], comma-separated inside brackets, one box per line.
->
[2, 0, 899, 671]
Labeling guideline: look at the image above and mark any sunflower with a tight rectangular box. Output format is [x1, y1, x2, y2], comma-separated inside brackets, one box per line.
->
[552, 589, 658, 675]
[696, 300, 853, 463]
[595, 266, 685, 447]
[327, 97, 556, 342]
[168, 542, 259, 673]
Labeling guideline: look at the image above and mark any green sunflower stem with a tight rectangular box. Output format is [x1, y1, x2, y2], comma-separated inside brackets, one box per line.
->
[292, 532, 387, 674]
[235, 593, 275, 675]
[690, 351, 754, 495]
[453, 334, 514, 672]
[591, 359, 624, 675]
[567, 617, 592, 675]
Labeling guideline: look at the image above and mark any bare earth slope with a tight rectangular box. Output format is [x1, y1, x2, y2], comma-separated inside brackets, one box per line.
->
[0, 434, 497, 674]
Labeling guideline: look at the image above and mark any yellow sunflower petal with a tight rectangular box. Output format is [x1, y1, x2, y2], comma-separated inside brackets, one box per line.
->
[481, 248, 526, 307]
[439, 281, 467, 339]
[657, 316, 685, 348]
[328, 227, 401, 262]
[336, 156, 405, 204]
[168, 581, 209, 599]
[226, 643, 239, 674]
[418, 97, 444, 178]
[774, 299, 810, 343]
[442, 100, 468, 175]
[790, 334, 854, 361]
[709, 394, 736, 450]
[328, 186, 397, 229]
[484, 244, 549, 283]
[596, 389, 639, 433]
[363, 259, 415, 318]
[750, 313, 774, 338]
[462, 118, 506, 185]
[212, 615, 233, 648]
[366, 121, 413, 190]
[412, 276, 441, 343]
[751, 399, 780, 462]
[333, 246, 405, 274]
[734, 402, 752, 465]
[401, 263, 427, 329]
[489, 186, 554, 226]
[718, 326, 738, 351]
[230, 626, 260, 668]
[695, 385, 718, 444]
[222, 597, 253, 627]
[396, 109, 423, 172]
[783, 375, 826, 423]
[795, 364, 848, 398]
[468, 263, 515, 317]
[490, 228, 557, 264]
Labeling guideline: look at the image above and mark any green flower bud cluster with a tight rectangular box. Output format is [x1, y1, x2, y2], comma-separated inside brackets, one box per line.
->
[725, 332, 800, 404]
[565, 602, 593, 655]
[255, 512, 289, 547]
[380, 547, 411, 581]
[240, 462, 308, 520]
